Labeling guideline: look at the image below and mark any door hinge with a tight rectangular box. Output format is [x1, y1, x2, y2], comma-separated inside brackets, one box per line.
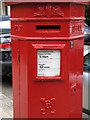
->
[18, 49, 20, 63]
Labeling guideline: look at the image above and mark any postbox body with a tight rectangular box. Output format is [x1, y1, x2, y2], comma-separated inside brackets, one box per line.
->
[10, 2, 85, 118]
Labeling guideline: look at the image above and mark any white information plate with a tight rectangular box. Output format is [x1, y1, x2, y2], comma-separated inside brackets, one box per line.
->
[37, 50, 60, 77]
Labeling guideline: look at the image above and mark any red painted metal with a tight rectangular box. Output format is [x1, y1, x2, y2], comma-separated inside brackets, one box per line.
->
[11, 2, 85, 118]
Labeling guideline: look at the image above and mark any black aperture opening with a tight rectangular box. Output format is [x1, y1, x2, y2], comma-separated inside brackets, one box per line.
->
[74, 88, 76, 93]
[36, 25, 61, 31]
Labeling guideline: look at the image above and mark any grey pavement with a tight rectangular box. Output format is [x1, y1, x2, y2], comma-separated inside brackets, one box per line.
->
[0, 78, 13, 119]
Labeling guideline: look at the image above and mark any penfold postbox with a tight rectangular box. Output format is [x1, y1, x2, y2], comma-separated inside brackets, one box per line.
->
[9, 1, 85, 118]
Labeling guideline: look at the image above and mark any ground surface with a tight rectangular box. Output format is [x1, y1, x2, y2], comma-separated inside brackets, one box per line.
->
[0, 77, 13, 119]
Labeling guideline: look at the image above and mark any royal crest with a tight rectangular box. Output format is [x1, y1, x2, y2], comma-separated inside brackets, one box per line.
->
[34, 4, 64, 17]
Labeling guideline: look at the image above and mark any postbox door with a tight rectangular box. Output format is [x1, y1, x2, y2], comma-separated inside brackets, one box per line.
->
[18, 40, 70, 118]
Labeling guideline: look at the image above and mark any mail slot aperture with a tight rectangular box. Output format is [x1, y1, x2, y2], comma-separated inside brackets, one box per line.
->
[36, 25, 61, 32]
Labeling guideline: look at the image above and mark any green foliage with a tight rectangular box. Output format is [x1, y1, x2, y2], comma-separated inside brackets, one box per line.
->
[85, 5, 90, 26]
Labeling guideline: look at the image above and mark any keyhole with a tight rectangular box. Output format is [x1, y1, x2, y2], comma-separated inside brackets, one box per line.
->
[74, 88, 76, 93]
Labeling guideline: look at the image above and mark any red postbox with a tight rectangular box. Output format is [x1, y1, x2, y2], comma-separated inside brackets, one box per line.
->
[8, 1, 86, 118]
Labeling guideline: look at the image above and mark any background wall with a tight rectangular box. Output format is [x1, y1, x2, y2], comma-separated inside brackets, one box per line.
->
[0, 1, 10, 16]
